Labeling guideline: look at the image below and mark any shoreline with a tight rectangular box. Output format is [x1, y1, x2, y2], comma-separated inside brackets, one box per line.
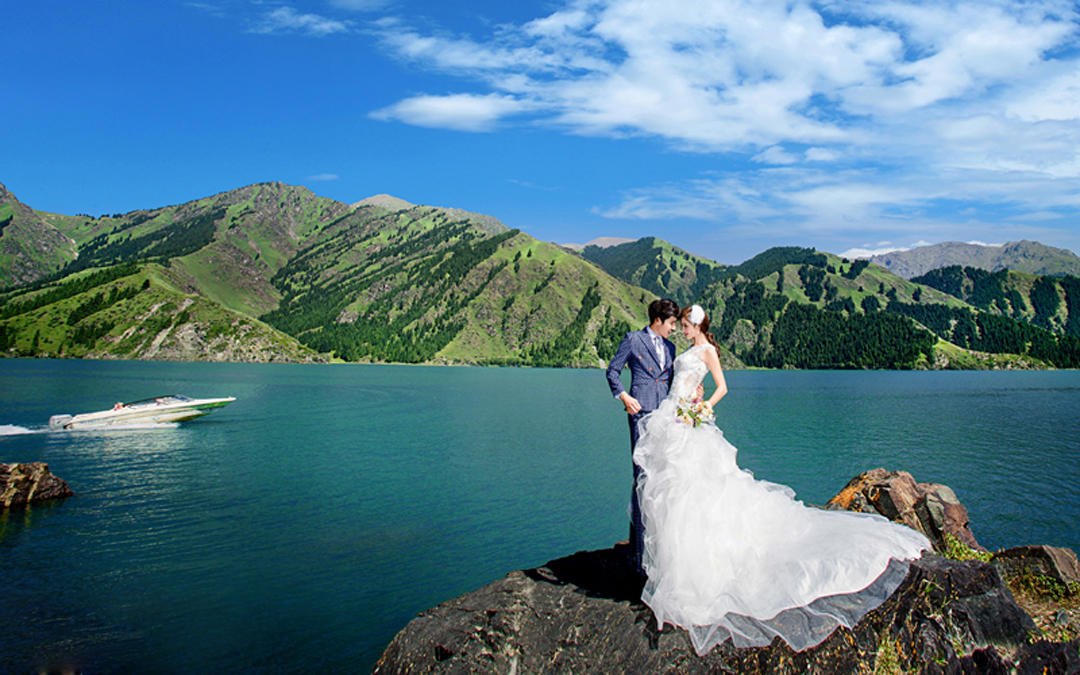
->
[2, 354, 1075, 371]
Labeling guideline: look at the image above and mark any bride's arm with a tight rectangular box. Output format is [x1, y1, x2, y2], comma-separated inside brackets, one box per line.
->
[702, 345, 728, 408]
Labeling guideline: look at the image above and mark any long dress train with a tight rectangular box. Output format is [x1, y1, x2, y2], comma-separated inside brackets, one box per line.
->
[633, 344, 930, 655]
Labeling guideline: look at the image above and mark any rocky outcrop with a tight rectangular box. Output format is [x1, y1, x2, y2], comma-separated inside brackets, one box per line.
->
[825, 468, 983, 552]
[994, 545, 1080, 588]
[0, 462, 73, 508]
[374, 544, 1078, 674]
[376, 470, 1080, 673]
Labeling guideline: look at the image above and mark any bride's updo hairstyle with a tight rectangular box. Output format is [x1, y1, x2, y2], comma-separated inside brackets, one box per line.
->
[681, 304, 720, 350]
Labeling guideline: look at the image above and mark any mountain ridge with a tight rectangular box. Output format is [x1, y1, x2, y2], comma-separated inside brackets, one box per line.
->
[3, 180, 1078, 369]
[865, 240, 1080, 279]
[0, 182, 78, 287]
[0, 182, 649, 366]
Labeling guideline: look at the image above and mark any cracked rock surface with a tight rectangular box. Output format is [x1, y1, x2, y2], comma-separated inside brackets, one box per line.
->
[0, 462, 73, 508]
[374, 544, 1079, 674]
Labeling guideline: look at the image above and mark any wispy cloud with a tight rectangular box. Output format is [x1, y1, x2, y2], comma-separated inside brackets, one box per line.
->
[250, 6, 351, 36]
[839, 240, 1003, 259]
[372, 1, 1077, 149]
[328, 0, 392, 10]
[369, 0, 1080, 248]
[186, 2, 226, 18]
[370, 93, 530, 132]
[507, 178, 561, 191]
[307, 173, 340, 181]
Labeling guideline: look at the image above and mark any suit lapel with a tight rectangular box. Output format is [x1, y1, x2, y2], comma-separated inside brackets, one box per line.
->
[637, 329, 663, 371]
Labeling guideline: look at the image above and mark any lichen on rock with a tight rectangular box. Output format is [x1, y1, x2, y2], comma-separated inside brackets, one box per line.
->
[825, 468, 983, 553]
[0, 462, 73, 508]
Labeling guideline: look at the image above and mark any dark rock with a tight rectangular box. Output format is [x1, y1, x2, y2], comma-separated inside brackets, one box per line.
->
[0, 462, 73, 508]
[1013, 639, 1080, 674]
[826, 468, 984, 552]
[958, 646, 1011, 674]
[374, 545, 1046, 674]
[993, 546, 1080, 588]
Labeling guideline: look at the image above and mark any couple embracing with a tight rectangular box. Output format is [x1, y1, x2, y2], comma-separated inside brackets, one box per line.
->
[605, 299, 929, 655]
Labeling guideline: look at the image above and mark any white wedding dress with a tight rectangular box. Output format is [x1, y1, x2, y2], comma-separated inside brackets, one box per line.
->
[633, 344, 930, 655]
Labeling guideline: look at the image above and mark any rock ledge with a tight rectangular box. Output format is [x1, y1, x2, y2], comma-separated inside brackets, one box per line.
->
[0, 462, 73, 508]
[376, 470, 1080, 673]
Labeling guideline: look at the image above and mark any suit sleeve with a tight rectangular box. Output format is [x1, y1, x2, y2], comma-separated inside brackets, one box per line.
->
[606, 332, 634, 398]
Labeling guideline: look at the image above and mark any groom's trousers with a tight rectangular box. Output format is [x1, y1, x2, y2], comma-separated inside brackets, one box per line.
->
[628, 411, 647, 578]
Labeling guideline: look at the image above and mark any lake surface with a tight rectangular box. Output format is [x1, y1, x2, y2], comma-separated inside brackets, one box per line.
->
[1, 360, 1078, 672]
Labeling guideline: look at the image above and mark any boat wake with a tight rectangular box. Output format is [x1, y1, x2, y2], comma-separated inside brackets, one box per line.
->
[67, 422, 180, 432]
[0, 424, 38, 436]
[0, 422, 180, 436]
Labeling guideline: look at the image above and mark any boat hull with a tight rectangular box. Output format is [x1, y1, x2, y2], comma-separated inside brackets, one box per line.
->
[49, 396, 236, 430]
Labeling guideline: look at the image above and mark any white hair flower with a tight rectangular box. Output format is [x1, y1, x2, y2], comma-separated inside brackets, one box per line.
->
[689, 305, 705, 325]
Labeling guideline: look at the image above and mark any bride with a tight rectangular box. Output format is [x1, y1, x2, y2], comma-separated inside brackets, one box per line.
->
[633, 304, 930, 655]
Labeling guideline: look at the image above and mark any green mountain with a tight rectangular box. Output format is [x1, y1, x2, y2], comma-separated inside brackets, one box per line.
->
[696, 248, 1080, 369]
[0, 262, 322, 362]
[0, 182, 79, 286]
[911, 266, 1080, 336]
[5, 180, 1079, 370]
[0, 182, 649, 366]
[868, 240, 1080, 279]
[579, 236, 728, 306]
[259, 200, 646, 366]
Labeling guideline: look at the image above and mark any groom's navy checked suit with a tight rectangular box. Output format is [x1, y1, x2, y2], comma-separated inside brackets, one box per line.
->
[606, 327, 676, 576]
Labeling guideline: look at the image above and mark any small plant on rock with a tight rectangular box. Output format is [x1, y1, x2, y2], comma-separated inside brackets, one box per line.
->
[941, 533, 993, 562]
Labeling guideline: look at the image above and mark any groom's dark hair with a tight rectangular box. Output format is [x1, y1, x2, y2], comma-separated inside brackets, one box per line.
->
[648, 299, 680, 324]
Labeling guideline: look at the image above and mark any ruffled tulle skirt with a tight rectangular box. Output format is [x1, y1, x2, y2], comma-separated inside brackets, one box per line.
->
[633, 399, 930, 655]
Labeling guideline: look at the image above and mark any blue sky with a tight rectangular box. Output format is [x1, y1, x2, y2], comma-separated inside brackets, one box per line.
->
[4, 0, 1080, 264]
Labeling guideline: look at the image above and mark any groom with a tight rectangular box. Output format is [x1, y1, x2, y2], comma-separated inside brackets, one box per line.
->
[606, 298, 680, 578]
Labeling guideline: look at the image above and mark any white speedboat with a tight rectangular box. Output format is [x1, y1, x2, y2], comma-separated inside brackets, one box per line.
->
[49, 394, 236, 430]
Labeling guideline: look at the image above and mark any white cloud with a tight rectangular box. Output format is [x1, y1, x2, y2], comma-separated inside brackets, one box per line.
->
[507, 178, 560, 191]
[329, 0, 391, 10]
[1006, 67, 1080, 122]
[369, 0, 1080, 249]
[370, 93, 529, 132]
[250, 7, 351, 36]
[596, 158, 1080, 241]
[1010, 211, 1065, 221]
[838, 245, 911, 259]
[186, 2, 226, 18]
[752, 146, 799, 165]
[372, 0, 1078, 152]
[307, 173, 340, 181]
[805, 147, 839, 162]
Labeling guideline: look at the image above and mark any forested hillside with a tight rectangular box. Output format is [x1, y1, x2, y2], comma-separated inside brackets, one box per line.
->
[3, 179, 1078, 369]
[697, 248, 1080, 369]
[0, 182, 78, 287]
[261, 204, 646, 366]
[0, 182, 647, 366]
[0, 262, 320, 362]
[912, 266, 1080, 336]
[580, 237, 727, 306]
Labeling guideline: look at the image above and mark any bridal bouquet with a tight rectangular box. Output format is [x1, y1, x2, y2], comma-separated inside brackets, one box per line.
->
[675, 396, 714, 428]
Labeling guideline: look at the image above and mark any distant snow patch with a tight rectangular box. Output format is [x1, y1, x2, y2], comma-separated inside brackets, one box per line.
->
[564, 236, 636, 251]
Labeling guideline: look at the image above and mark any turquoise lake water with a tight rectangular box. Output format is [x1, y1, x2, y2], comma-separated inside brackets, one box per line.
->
[1, 359, 1078, 672]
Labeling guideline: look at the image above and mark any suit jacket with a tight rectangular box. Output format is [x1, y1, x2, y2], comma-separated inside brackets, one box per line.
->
[606, 328, 676, 412]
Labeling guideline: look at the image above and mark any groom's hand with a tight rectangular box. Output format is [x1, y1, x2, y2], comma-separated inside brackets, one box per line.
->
[619, 392, 642, 415]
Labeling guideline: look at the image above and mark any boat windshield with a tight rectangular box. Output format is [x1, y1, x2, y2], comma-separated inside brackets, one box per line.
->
[122, 395, 193, 407]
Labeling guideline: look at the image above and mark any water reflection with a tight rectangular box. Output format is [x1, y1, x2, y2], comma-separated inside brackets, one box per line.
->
[0, 500, 66, 543]
[47, 424, 187, 458]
